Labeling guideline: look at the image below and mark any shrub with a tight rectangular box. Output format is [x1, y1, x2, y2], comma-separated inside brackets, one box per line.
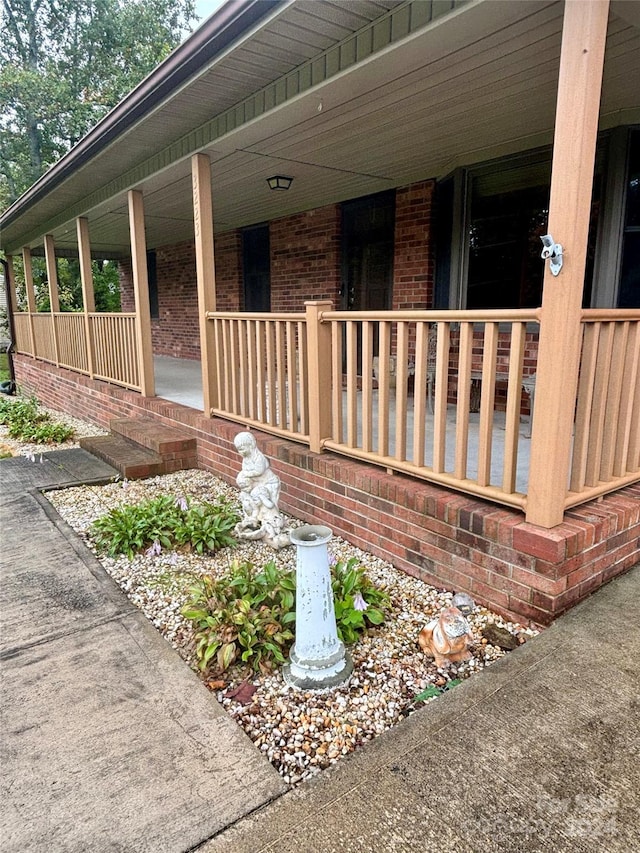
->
[89, 496, 238, 559]
[181, 556, 390, 675]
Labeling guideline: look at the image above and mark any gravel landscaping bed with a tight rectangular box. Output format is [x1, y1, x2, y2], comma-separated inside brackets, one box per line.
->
[0, 396, 107, 458]
[46, 465, 539, 787]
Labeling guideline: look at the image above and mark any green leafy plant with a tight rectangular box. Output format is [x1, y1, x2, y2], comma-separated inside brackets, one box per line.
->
[414, 678, 462, 704]
[0, 396, 74, 444]
[89, 496, 238, 559]
[331, 556, 389, 644]
[181, 556, 390, 675]
[174, 502, 237, 554]
[182, 559, 297, 674]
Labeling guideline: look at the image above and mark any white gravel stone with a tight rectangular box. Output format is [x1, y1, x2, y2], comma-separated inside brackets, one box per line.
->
[30, 409, 540, 790]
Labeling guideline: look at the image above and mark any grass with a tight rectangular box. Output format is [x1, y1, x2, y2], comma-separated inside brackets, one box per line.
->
[0, 352, 9, 384]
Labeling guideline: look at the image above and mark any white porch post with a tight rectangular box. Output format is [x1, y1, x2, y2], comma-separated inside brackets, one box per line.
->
[127, 189, 155, 397]
[44, 233, 60, 364]
[22, 246, 37, 356]
[526, 0, 610, 528]
[191, 152, 218, 415]
[76, 217, 96, 377]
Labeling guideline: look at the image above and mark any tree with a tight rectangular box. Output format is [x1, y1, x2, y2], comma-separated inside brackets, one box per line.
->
[1, 0, 196, 208]
[11, 255, 122, 312]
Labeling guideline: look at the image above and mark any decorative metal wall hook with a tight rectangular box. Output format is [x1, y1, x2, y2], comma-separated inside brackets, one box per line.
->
[540, 233, 563, 276]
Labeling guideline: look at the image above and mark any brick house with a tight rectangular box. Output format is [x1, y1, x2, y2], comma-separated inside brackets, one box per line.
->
[1, 0, 638, 625]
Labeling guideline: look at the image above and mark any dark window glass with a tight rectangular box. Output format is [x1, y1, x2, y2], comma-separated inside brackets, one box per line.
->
[242, 225, 270, 312]
[618, 130, 640, 308]
[146, 251, 158, 319]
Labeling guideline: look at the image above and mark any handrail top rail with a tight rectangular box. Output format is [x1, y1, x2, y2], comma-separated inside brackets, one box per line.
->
[205, 308, 542, 323]
[206, 311, 306, 321]
[88, 312, 136, 319]
[580, 309, 640, 321]
[323, 309, 541, 322]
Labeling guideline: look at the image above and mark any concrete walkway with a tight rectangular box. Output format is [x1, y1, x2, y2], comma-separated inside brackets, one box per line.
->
[1, 447, 638, 852]
[0, 449, 286, 852]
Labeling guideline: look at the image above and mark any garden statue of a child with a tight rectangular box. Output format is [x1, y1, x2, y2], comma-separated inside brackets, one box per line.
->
[233, 431, 290, 549]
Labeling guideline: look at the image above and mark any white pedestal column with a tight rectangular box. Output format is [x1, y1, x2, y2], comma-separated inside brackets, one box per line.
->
[283, 525, 353, 690]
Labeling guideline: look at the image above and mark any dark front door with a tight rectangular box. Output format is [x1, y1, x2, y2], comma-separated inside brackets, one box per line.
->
[243, 225, 271, 312]
[341, 191, 395, 312]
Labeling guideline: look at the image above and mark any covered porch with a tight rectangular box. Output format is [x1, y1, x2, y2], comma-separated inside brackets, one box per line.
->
[2, 0, 639, 623]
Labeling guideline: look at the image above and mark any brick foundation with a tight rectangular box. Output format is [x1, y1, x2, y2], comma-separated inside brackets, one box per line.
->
[15, 354, 639, 627]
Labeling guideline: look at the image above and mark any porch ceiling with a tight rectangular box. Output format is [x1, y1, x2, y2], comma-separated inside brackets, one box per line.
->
[4, 0, 640, 258]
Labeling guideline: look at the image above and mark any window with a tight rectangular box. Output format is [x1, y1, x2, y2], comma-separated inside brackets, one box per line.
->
[147, 250, 159, 319]
[437, 144, 607, 309]
[242, 225, 270, 312]
[618, 129, 640, 308]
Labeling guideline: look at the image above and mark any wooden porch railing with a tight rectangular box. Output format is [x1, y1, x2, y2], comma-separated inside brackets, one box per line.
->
[322, 309, 539, 510]
[206, 306, 540, 510]
[13, 313, 32, 354]
[207, 313, 309, 441]
[566, 310, 640, 508]
[90, 313, 139, 389]
[55, 313, 89, 374]
[11, 310, 139, 390]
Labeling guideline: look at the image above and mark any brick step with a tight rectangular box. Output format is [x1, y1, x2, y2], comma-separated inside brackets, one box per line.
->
[110, 418, 197, 456]
[78, 434, 166, 480]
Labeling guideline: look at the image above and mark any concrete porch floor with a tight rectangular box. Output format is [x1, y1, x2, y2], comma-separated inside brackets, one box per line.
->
[154, 355, 531, 494]
[153, 354, 533, 494]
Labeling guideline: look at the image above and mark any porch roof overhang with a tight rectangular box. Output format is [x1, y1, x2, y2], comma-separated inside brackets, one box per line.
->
[1, 0, 639, 258]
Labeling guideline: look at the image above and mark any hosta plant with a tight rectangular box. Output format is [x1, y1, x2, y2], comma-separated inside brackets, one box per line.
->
[181, 555, 390, 675]
[0, 396, 74, 444]
[89, 495, 238, 559]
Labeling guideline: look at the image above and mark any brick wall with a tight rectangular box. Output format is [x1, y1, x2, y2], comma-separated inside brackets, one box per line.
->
[118, 235, 243, 359]
[15, 354, 639, 628]
[270, 205, 341, 310]
[392, 180, 434, 310]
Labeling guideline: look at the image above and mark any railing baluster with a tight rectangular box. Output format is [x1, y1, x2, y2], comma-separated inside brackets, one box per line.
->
[477, 322, 498, 486]
[503, 322, 526, 494]
[256, 320, 266, 422]
[346, 320, 358, 448]
[395, 321, 408, 461]
[266, 321, 276, 426]
[585, 322, 615, 487]
[298, 321, 309, 435]
[377, 321, 391, 457]
[614, 323, 640, 477]
[412, 321, 427, 467]
[432, 322, 450, 473]
[361, 321, 374, 453]
[276, 320, 286, 428]
[454, 322, 473, 479]
[238, 320, 248, 417]
[331, 320, 343, 443]
[286, 321, 298, 433]
[600, 322, 629, 481]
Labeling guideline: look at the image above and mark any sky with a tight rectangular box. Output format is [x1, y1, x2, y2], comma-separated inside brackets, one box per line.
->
[195, 0, 228, 21]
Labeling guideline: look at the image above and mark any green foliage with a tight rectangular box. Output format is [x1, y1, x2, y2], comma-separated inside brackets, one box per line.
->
[182, 556, 390, 675]
[1, 0, 197, 205]
[331, 556, 389, 644]
[182, 560, 297, 675]
[11, 255, 121, 314]
[0, 351, 10, 383]
[0, 395, 74, 443]
[89, 495, 238, 559]
[414, 679, 462, 704]
[174, 503, 237, 554]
